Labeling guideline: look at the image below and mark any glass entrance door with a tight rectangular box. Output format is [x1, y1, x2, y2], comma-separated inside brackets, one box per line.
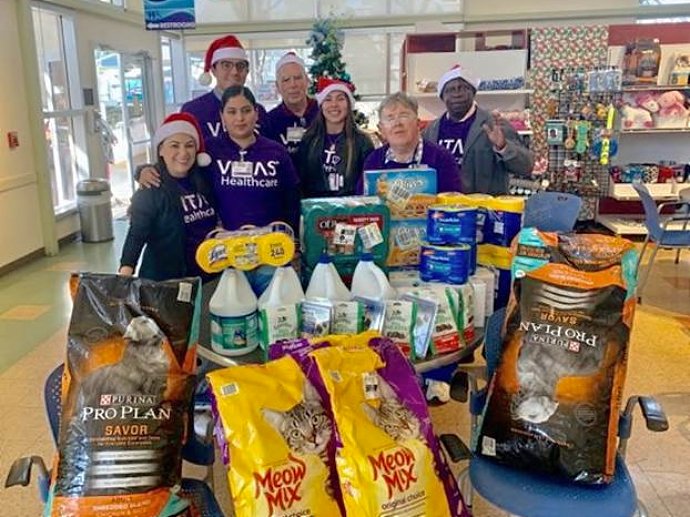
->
[94, 49, 154, 217]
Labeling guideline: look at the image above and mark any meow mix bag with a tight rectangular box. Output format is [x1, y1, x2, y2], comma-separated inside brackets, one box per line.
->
[312, 340, 467, 517]
[207, 356, 341, 517]
[49, 274, 201, 517]
[476, 229, 638, 484]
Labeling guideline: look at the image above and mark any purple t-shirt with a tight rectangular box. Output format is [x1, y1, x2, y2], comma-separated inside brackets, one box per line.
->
[437, 111, 477, 165]
[175, 176, 217, 279]
[208, 135, 300, 233]
[360, 139, 461, 193]
[264, 99, 319, 155]
[181, 90, 269, 150]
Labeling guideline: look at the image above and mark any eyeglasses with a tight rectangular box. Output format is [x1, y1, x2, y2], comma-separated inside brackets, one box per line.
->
[216, 60, 249, 73]
[379, 113, 416, 126]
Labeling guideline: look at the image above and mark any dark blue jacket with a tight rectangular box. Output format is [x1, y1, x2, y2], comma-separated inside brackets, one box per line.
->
[120, 162, 217, 281]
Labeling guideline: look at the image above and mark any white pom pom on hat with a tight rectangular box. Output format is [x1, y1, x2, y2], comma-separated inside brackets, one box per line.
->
[198, 34, 248, 86]
[437, 64, 481, 97]
[153, 112, 211, 167]
[275, 51, 306, 77]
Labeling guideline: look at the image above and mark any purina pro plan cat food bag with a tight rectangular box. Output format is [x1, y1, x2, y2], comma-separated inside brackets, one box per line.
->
[476, 229, 638, 484]
[49, 274, 201, 517]
[207, 356, 342, 517]
[312, 339, 467, 517]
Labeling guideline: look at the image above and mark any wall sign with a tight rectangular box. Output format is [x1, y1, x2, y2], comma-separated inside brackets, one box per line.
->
[144, 0, 196, 31]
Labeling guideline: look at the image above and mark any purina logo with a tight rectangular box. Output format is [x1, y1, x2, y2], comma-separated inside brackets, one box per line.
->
[100, 394, 158, 406]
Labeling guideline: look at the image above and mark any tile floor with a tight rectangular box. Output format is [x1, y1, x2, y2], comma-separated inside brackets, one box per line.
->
[0, 221, 688, 516]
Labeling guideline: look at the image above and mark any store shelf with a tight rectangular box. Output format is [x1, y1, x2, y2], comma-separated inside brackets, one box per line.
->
[620, 127, 690, 134]
[413, 89, 533, 98]
[517, 130, 533, 136]
[621, 85, 690, 92]
[608, 183, 680, 201]
[596, 213, 689, 235]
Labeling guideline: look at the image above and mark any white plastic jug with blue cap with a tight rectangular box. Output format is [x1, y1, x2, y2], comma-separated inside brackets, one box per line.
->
[351, 252, 397, 301]
[305, 253, 351, 301]
[258, 266, 305, 309]
[209, 268, 259, 356]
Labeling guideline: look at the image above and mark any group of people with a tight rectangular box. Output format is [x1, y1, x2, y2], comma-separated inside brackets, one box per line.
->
[119, 34, 534, 283]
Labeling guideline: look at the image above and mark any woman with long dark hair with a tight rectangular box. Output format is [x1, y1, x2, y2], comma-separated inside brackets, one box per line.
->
[296, 77, 374, 198]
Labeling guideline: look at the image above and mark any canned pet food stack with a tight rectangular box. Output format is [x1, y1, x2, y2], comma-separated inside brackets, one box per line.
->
[421, 203, 477, 285]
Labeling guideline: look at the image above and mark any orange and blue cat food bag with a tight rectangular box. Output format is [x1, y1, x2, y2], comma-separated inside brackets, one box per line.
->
[48, 273, 201, 517]
[312, 339, 468, 517]
[207, 355, 342, 517]
[476, 229, 638, 484]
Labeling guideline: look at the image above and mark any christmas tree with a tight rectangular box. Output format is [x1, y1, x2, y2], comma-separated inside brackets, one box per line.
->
[306, 17, 369, 127]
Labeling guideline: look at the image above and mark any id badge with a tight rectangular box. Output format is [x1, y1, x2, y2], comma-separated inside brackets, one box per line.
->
[328, 173, 343, 191]
[231, 161, 253, 178]
[286, 126, 305, 143]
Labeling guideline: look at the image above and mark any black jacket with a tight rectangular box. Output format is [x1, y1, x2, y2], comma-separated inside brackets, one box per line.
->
[120, 163, 217, 281]
[295, 130, 374, 198]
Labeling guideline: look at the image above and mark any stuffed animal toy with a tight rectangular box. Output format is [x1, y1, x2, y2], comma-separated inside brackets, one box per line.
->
[621, 104, 654, 129]
[656, 90, 689, 128]
[634, 92, 659, 113]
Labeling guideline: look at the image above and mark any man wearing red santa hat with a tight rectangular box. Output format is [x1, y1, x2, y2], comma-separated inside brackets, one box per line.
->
[138, 34, 268, 188]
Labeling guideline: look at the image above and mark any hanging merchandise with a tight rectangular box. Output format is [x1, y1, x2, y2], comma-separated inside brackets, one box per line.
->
[545, 67, 622, 209]
[209, 268, 259, 357]
[305, 253, 352, 302]
[350, 253, 397, 301]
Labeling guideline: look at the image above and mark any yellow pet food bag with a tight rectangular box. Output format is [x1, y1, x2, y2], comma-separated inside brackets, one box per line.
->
[312, 343, 465, 517]
[207, 357, 342, 517]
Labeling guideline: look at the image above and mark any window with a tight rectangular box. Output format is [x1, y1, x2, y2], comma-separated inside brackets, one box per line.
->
[638, 0, 690, 21]
[195, 0, 461, 23]
[33, 5, 88, 213]
[161, 36, 187, 114]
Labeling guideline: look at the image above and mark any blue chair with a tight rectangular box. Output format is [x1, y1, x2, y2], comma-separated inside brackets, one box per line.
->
[523, 191, 583, 232]
[632, 182, 690, 302]
[5, 364, 223, 516]
[443, 308, 669, 517]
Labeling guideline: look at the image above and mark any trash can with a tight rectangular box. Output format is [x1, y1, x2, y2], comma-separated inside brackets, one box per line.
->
[77, 179, 114, 242]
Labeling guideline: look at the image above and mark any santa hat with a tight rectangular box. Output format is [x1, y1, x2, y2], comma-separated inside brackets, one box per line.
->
[153, 113, 211, 167]
[315, 77, 355, 106]
[198, 35, 248, 87]
[437, 64, 480, 97]
[275, 51, 306, 77]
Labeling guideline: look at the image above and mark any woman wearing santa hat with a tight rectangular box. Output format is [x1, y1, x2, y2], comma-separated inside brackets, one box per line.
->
[119, 113, 219, 282]
[295, 77, 374, 198]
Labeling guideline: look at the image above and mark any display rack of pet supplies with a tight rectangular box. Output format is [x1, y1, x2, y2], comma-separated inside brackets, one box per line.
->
[544, 67, 625, 220]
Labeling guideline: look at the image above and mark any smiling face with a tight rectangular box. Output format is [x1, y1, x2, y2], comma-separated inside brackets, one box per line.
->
[321, 91, 350, 128]
[378, 102, 420, 150]
[212, 58, 249, 90]
[441, 77, 476, 119]
[276, 63, 308, 108]
[221, 93, 258, 141]
[158, 133, 197, 177]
